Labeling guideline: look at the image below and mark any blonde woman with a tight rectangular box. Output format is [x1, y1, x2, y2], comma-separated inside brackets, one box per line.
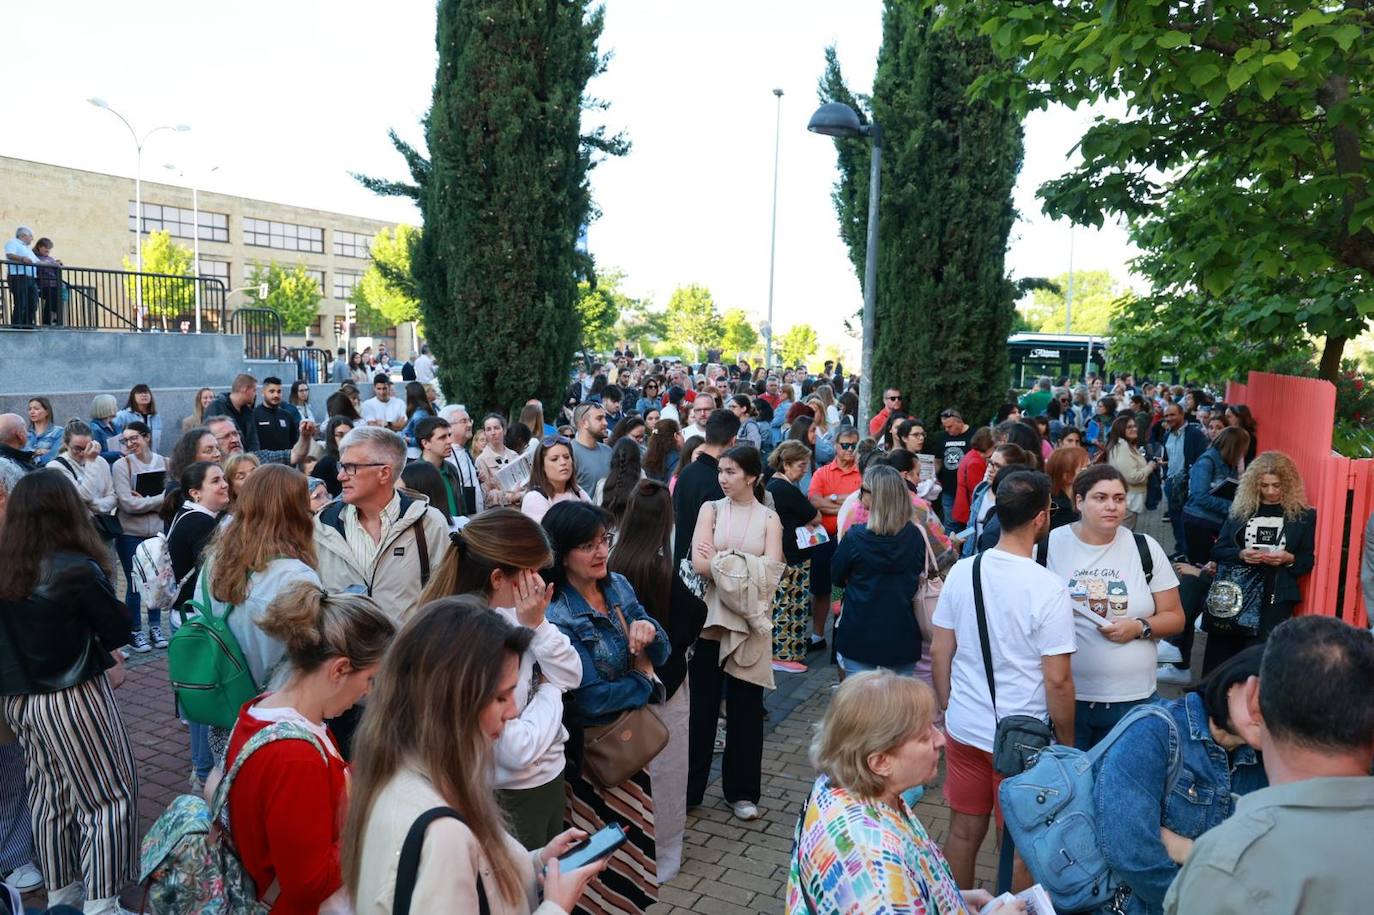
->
[224, 452, 261, 508]
[812, 383, 841, 426]
[1203, 451, 1315, 675]
[182, 387, 215, 433]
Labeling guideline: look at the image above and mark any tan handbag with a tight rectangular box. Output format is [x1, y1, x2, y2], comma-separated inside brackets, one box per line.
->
[912, 522, 942, 636]
[580, 604, 668, 789]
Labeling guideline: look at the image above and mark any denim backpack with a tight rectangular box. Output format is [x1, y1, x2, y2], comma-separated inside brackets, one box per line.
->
[998, 704, 1180, 913]
[139, 720, 327, 914]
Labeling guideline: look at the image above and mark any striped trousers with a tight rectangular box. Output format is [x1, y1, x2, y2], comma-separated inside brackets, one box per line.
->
[3, 675, 138, 898]
[0, 742, 34, 872]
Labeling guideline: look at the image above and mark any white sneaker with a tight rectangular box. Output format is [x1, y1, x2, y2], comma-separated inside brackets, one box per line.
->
[1156, 641, 1184, 664]
[129, 631, 152, 654]
[47, 880, 84, 907]
[1157, 664, 1193, 686]
[149, 625, 169, 649]
[5, 862, 41, 891]
[83, 895, 138, 915]
[731, 800, 761, 821]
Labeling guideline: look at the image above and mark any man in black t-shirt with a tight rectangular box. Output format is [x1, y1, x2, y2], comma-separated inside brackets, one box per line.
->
[932, 408, 972, 522]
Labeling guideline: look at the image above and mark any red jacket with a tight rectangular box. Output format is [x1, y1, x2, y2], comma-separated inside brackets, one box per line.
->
[953, 449, 987, 527]
[868, 406, 893, 438]
[224, 704, 349, 915]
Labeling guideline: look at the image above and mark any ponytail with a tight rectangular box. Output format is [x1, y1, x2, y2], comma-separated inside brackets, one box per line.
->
[258, 581, 396, 674]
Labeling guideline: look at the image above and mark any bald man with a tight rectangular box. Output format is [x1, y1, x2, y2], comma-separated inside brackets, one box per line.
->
[0, 413, 34, 472]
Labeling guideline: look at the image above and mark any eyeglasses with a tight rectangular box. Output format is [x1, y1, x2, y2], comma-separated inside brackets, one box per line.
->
[120, 436, 144, 445]
[541, 435, 571, 447]
[339, 461, 388, 476]
[838, 441, 857, 451]
[574, 533, 611, 553]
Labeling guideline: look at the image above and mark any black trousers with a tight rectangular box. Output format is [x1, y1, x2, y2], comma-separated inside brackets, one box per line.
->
[686, 637, 763, 806]
[1169, 570, 1214, 669]
[1182, 516, 1221, 564]
[1202, 598, 1294, 677]
[8, 276, 37, 326]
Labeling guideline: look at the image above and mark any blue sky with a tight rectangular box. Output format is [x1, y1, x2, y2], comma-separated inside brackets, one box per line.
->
[5, 0, 1135, 354]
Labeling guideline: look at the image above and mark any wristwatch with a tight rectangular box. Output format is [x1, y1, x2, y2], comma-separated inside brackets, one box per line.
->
[1137, 619, 1153, 640]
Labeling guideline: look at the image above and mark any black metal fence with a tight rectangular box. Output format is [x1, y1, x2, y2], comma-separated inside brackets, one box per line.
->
[285, 346, 332, 383]
[227, 307, 282, 360]
[1, 263, 226, 331]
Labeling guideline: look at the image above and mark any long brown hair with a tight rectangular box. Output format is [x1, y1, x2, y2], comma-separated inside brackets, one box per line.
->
[526, 438, 580, 499]
[417, 508, 553, 608]
[0, 469, 111, 600]
[608, 479, 674, 625]
[642, 418, 680, 478]
[1213, 426, 1251, 468]
[342, 596, 534, 905]
[208, 464, 316, 605]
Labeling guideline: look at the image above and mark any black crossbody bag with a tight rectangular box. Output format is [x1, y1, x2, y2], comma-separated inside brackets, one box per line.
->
[972, 552, 1055, 776]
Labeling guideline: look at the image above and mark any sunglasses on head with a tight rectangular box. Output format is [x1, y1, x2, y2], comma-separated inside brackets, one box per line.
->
[940, 410, 959, 419]
[541, 435, 570, 447]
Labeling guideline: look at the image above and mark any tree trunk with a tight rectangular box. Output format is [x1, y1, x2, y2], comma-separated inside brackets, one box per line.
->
[1319, 334, 1348, 382]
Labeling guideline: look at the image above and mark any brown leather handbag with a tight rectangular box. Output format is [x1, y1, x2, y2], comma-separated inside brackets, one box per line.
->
[580, 604, 668, 789]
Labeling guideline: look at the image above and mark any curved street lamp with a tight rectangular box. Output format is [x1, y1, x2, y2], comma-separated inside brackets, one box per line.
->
[808, 102, 882, 431]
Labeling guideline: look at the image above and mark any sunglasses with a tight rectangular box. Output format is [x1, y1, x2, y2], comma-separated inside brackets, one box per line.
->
[838, 441, 857, 451]
[884, 395, 901, 402]
[541, 435, 571, 447]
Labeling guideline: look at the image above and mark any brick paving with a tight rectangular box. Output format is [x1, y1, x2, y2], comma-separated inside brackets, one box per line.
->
[34, 505, 1187, 913]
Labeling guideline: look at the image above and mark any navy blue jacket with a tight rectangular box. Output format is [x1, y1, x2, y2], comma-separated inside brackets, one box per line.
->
[831, 523, 925, 667]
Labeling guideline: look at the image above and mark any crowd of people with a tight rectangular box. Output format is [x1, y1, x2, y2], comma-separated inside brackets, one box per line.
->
[0, 352, 1367, 915]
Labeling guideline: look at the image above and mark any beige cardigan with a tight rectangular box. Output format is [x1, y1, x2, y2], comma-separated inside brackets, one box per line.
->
[1107, 440, 1152, 514]
[353, 766, 565, 915]
[702, 549, 785, 690]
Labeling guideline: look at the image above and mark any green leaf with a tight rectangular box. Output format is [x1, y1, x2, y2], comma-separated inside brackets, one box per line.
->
[1226, 61, 1254, 90]
[1188, 63, 1221, 88]
[1332, 24, 1361, 51]
[1023, 33, 1048, 46]
[1256, 69, 1281, 100]
[1292, 9, 1332, 35]
[1157, 31, 1190, 49]
[1262, 50, 1301, 70]
[1204, 79, 1229, 107]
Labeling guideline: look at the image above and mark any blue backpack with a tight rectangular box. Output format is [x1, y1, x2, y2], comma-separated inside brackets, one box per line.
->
[998, 703, 1180, 913]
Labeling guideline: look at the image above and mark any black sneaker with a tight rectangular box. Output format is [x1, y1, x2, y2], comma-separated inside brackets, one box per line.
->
[807, 636, 827, 653]
[130, 631, 152, 654]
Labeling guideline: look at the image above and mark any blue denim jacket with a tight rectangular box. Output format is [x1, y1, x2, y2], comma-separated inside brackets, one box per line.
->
[547, 572, 671, 725]
[1182, 448, 1236, 528]
[1094, 692, 1266, 914]
[25, 424, 62, 466]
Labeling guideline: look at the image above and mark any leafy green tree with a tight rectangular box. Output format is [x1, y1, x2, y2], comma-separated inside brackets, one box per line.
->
[665, 284, 723, 360]
[350, 225, 422, 336]
[615, 298, 669, 356]
[245, 262, 323, 335]
[720, 309, 760, 358]
[779, 323, 819, 368]
[576, 269, 636, 354]
[123, 230, 194, 328]
[932, 0, 1374, 382]
[355, 0, 627, 412]
[820, 3, 1024, 424]
[1023, 271, 1132, 335]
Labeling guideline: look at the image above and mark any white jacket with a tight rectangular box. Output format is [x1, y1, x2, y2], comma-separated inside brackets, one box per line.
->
[52, 454, 117, 516]
[313, 492, 450, 622]
[490, 609, 582, 790]
[195, 554, 322, 689]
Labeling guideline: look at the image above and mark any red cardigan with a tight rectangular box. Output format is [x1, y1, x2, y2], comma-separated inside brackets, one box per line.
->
[953, 449, 987, 527]
[224, 704, 349, 915]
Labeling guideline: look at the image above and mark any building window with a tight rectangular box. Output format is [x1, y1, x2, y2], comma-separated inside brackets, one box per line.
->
[333, 230, 372, 259]
[333, 270, 362, 300]
[198, 260, 230, 286]
[129, 202, 229, 242]
[243, 263, 326, 294]
[305, 268, 326, 295]
[243, 217, 324, 253]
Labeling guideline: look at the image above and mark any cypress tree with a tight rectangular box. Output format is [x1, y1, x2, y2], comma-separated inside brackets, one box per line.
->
[821, 4, 1023, 425]
[360, 0, 625, 413]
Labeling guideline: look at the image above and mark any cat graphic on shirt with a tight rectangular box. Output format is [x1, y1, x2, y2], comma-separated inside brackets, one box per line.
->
[1068, 566, 1129, 619]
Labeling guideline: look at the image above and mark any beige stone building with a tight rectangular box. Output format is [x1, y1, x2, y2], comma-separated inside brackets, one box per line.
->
[0, 155, 415, 355]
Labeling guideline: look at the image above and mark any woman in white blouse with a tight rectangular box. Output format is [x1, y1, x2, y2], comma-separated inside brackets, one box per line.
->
[51, 420, 117, 521]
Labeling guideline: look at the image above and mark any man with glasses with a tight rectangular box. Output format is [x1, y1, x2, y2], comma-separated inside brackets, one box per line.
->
[205, 414, 313, 468]
[807, 426, 863, 651]
[681, 392, 716, 441]
[439, 405, 484, 518]
[314, 426, 448, 622]
[934, 408, 973, 522]
[867, 387, 905, 437]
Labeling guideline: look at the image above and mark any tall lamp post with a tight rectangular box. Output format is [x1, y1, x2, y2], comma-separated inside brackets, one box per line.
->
[163, 163, 220, 334]
[87, 98, 189, 330]
[808, 102, 881, 431]
[765, 88, 784, 371]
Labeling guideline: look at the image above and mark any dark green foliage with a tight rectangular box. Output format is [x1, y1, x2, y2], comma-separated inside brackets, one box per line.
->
[358, 0, 626, 412]
[821, 5, 1023, 424]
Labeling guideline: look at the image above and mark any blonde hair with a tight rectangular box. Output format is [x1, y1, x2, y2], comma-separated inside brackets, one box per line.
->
[864, 465, 910, 536]
[767, 439, 812, 471]
[1231, 450, 1309, 521]
[811, 670, 936, 799]
[806, 396, 831, 434]
[223, 452, 260, 496]
[259, 581, 395, 675]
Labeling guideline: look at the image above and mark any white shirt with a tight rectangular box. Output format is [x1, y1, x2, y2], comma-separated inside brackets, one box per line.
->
[490, 609, 582, 790]
[360, 396, 406, 427]
[414, 353, 436, 383]
[681, 423, 705, 441]
[661, 403, 681, 424]
[932, 549, 1077, 753]
[1046, 525, 1179, 703]
[4, 238, 36, 277]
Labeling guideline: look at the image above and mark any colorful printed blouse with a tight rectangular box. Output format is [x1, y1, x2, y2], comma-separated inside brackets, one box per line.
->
[787, 774, 970, 915]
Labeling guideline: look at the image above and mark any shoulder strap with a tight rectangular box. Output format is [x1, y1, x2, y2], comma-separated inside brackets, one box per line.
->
[320, 499, 347, 536]
[412, 518, 430, 586]
[1085, 704, 1180, 790]
[913, 520, 938, 578]
[971, 552, 998, 717]
[209, 720, 327, 822]
[394, 806, 490, 915]
[1133, 532, 1154, 584]
[54, 455, 78, 479]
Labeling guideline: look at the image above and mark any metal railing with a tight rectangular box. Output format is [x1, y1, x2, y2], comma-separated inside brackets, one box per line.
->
[1, 262, 227, 331]
[227, 307, 283, 360]
[285, 346, 332, 383]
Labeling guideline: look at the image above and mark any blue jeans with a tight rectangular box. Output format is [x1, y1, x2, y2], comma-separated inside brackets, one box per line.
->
[189, 723, 214, 780]
[1074, 693, 1158, 750]
[115, 533, 160, 633]
[940, 490, 956, 524]
[837, 654, 918, 678]
[1166, 475, 1188, 555]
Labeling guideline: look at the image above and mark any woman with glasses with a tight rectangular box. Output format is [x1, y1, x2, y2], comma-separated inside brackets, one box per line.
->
[52, 420, 117, 532]
[544, 501, 671, 914]
[1103, 414, 1158, 530]
[288, 379, 316, 427]
[311, 416, 354, 498]
[520, 436, 590, 524]
[112, 420, 167, 653]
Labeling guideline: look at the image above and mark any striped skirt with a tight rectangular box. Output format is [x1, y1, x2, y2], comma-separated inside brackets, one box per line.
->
[564, 767, 657, 914]
[3, 674, 138, 899]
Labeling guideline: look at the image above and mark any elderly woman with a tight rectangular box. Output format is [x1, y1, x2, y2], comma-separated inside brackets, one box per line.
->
[787, 671, 1019, 915]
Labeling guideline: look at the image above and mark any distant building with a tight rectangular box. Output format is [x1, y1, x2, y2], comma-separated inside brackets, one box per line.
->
[0, 155, 413, 355]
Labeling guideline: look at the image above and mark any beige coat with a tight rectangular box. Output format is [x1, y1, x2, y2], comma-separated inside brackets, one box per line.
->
[702, 549, 785, 690]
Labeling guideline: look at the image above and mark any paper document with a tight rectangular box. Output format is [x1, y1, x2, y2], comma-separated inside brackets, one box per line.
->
[496, 453, 532, 492]
[992, 884, 1057, 914]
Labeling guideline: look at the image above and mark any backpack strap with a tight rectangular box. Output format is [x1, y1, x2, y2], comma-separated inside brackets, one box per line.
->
[1084, 704, 1182, 799]
[394, 807, 489, 915]
[208, 720, 328, 824]
[971, 552, 998, 718]
[412, 517, 430, 587]
[1133, 532, 1154, 585]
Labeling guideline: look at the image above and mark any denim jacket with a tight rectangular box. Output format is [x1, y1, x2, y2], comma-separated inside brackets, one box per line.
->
[547, 572, 671, 725]
[1183, 448, 1238, 528]
[1094, 692, 1266, 914]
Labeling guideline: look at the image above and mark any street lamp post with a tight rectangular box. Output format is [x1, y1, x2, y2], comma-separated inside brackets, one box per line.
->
[765, 88, 784, 372]
[87, 98, 189, 330]
[164, 163, 220, 334]
[808, 102, 882, 432]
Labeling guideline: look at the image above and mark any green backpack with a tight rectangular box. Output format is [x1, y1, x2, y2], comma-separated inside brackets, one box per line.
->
[139, 720, 328, 914]
[168, 573, 259, 729]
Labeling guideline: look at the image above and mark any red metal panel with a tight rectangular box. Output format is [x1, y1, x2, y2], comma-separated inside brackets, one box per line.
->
[1341, 460, 1373, 627]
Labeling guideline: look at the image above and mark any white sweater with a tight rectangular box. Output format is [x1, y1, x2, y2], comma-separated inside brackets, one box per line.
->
[491, 610, 582, 790]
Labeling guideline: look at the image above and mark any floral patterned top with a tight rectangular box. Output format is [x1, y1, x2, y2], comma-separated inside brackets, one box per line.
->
[787, 774, 970, 915]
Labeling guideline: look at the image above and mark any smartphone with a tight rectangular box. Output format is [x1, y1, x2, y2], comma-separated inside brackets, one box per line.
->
[558, 823, 627, 872]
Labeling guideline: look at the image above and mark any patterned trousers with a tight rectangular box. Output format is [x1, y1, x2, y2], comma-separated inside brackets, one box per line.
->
[3, 675, 138, 899]
[0, 742, 33, 872]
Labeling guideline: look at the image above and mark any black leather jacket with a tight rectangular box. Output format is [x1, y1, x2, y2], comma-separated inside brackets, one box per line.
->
[0, 552, 128, 695]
